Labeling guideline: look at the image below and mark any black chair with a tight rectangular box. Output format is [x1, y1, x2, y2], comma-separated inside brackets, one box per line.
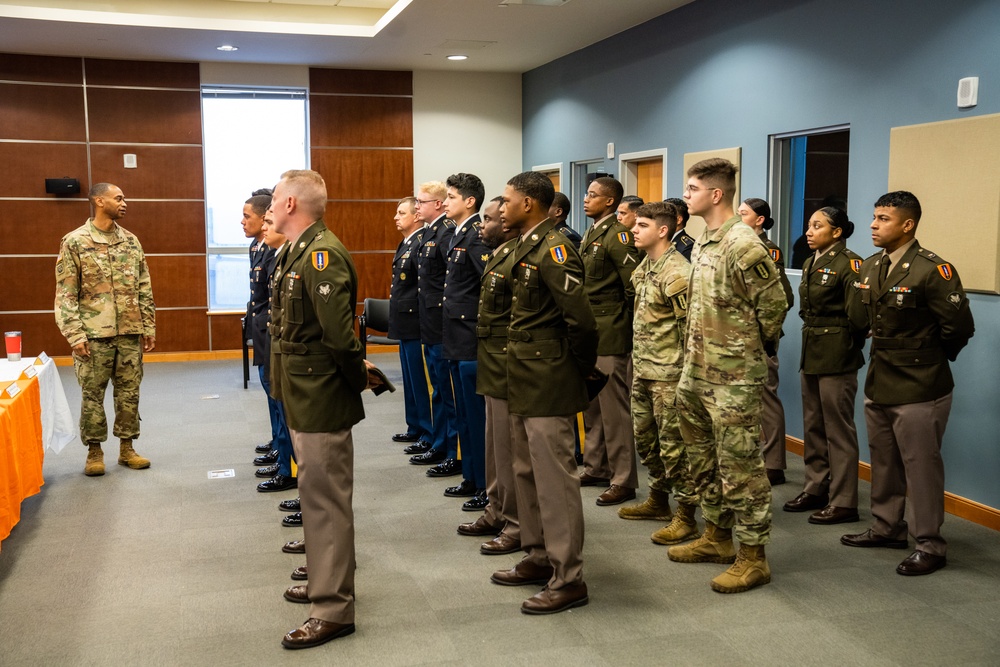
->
[357, 298, 398, 358]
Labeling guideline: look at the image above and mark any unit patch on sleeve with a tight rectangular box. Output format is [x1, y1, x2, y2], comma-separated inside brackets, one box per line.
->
[550, 244, 567, 264]
[937, 263, 953, 280]
[312, 251, 329, 271]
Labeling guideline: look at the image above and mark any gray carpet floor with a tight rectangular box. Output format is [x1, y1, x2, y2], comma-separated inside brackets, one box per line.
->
[1, 354, 999, 666]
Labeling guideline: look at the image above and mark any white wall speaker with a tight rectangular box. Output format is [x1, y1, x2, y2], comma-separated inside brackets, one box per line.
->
[957, 77, 979, 109]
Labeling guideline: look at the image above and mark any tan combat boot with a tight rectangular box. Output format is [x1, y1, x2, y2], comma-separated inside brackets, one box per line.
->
[84, 442, 105, 476]
[710, 543, 771, 593]
[617, 488, 672, 521]
[651, 502, 700, 545]
[666, 521, 736, 563]
[118, 439, 151, 469]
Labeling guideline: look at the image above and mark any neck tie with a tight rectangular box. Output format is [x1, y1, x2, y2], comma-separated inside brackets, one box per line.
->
[878, 256, 891, 289]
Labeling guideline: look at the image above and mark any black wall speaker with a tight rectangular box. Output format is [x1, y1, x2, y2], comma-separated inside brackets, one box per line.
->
[45, 178, 81, 195]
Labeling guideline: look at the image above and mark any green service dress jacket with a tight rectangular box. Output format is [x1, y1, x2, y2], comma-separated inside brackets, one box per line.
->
[507, 218, 599, 417]
[475, 237, 518, 400]
[580, 213, 640, 355]
[849, 241, 974, 405]
[269, 220, 367, 432]
[798, 241, 866, 375]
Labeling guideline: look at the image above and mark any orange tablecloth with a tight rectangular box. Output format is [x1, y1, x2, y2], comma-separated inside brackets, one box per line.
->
[0, 376, 44, 549]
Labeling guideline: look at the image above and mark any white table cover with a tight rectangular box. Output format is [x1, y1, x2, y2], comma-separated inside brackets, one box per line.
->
[0, 357, 77, 454]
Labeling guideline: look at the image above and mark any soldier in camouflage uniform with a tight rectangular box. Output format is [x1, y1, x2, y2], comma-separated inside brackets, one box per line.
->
[55, 183, 156, 476]
[666, 159, 788, 594]
[618, 202, 702, 546]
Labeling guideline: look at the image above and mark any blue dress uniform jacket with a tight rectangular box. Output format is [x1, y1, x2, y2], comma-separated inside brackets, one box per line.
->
[476, 238, 518, 400]
[416, 215, 453, 346]
[388, 229, 423, 341]
[248, 239, 276, 366]
[849, 241, 975, 405]
[673, 229, 696, 261]
[269, 220, 367, 432]
[554, 221, 583, 246]
[444, 215, 489, 361]
[507, 218, 599, 417]
[579, 214, 641, 355]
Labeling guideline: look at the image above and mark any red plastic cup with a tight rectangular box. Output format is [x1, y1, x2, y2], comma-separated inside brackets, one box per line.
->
[5, 331, 21, 362]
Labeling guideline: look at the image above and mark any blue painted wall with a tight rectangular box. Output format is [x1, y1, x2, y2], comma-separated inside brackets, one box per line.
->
[522, 0, 1000, 509]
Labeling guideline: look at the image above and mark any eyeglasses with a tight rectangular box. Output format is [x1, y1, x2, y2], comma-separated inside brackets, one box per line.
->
[684, 184, 718, 194]
[415, 199, 440, 206]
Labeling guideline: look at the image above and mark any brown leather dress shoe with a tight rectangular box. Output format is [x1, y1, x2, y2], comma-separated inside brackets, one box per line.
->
[284, 585, 310, 603]
[282, 618, 356, 649]
[521, 581, 589, 615]
[480, 533, 521, 555]
[579, 472, 610, 487]
[596, 484, 636, 506]
[457, 515, 502, 537]
[840, 528, 908, 549]
[896, 550, 946, 576]
[282, 539, 306, 554]
[808, 506, 860, 525]
[490, 559, 554, 586]
[291, 565, 308, 581]
[782, 491, 829, 512]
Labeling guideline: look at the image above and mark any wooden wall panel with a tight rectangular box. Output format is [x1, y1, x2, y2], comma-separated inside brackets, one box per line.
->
[154, 309, 209, 352]
[90, 145, 204, 199]
[0, 142, 89, 199]
[146, 256, 207, 308]
[88, 89, 202, 144]
[0, 257, 57, 311]
[311, 148, 413, 200]
[351, 252, 393, 301]
[311, 95, 412, 147]
[323, 201, 398, 251]
[0, 53, 82, 84]
[118, 201, 206, 254]
[1, 84, 86, 141]
[0, 200, 91, 254]
[310, 69, 411, 96]
[84, 58, 200, 89]
[210, 313, 244, 351]
[0, 312, 70, 357]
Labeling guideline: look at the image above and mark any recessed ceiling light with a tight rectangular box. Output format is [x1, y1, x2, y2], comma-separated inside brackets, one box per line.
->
[216, 45, 239, 52]
[447, 54, 468, 61]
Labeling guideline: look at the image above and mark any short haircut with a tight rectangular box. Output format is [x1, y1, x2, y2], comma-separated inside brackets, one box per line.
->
[446, 173, 485, 212]
[622, 194, 644, 212]
[635, 201, 678, 238]
[397, 196, 417, 214]
[88, 182, 116, 201]
[552, 192, 571, 217]
[507, 171, 555, 210]
[744, 197, 775, 231]
[687, 158, 738, 198]
[664, 197, 690, 227]
[418, 180, 447, 201]
[280, 169, 328, 220]
[816, 206, 855, 240]
[246, 187, 273, 217]
[874, 190, 922, 223]
[489, 195, 503, 205]
[593, 177, 624, 208]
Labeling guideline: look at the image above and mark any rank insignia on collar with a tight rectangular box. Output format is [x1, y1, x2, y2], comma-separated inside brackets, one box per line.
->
[937, 263, 953, 280]
[531, 234, 539, 241]
[769, 248, 781, 262]
[481, 253, 489, 262]
[312, 250, 329, 271]
[618, 232, 630, 244]
[850, 259, 861, 273]
[550, 244, 567, 264]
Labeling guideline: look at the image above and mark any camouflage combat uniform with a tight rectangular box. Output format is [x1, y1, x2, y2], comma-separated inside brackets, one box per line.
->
[55, 219, 155, 444]
[630, 246, 698, 505]
[679, 216, 787, 545]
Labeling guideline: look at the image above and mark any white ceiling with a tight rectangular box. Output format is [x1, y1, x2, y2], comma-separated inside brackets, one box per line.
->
[0, 0, 693, 73]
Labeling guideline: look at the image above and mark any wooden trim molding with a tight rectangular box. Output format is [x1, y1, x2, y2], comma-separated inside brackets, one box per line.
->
[785, 436, 1000, 532]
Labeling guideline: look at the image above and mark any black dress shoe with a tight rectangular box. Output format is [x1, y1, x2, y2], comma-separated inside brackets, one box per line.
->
[462, 490, 488, 512]
[403, 440, 432, 455]
[256, 464, 280, 478]
[808, 505, 859, 525]
[427, 458, 462, 478]
[392, 432, 420, 443]
[254, 449, 279, 466]
[282, 512, 303, 527]
[782, 491, 829, 512]
[282, 618, 355, 650]
[410, 449, 447, 465]
[897, 550, 946, 576]
[766, 469, 786, 486]
[840, 528, 908, 549]
[256, 441, 273, 454]
[444, 479, 477, 497]
[279, 497, 301, 513]
[258, 474, 298, 493]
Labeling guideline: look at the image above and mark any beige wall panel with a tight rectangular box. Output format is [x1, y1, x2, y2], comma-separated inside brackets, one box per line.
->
[682, 147, 742, 239]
